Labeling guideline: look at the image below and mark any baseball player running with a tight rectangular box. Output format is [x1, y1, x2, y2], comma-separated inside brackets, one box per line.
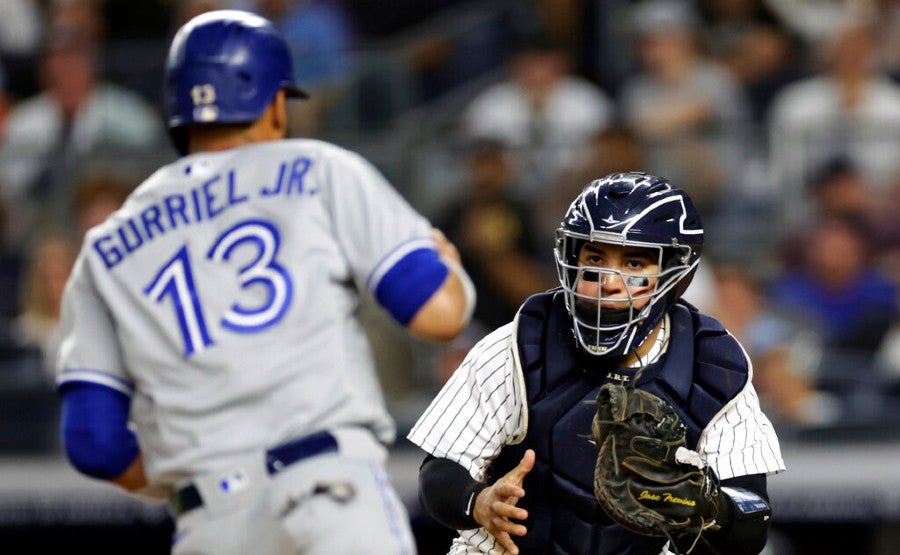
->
[409, 173, 785, 554]
[55, 10, 475, 555]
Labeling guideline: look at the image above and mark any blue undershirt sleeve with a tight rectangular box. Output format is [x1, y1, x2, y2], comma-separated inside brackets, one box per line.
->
[60, 381, 139, 480]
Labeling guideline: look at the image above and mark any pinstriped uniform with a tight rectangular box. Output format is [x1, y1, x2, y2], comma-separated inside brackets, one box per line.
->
[408, 313, 785, 555]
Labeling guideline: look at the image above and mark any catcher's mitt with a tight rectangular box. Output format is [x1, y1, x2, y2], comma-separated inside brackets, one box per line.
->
[591, 383, 719, 551]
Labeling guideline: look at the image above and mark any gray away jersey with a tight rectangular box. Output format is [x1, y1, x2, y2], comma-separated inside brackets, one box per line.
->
[57, 139, 434, 486]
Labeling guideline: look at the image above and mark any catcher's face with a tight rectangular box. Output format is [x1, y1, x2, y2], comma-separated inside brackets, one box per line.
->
[574, 242, 659, 313]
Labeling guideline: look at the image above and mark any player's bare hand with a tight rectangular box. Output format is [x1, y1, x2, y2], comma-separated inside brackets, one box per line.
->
[473, 449, 535, 555]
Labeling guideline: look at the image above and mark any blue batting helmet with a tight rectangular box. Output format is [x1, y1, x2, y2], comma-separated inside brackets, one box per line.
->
[555, 172, 704, 357]
[164, 10, 308, 153]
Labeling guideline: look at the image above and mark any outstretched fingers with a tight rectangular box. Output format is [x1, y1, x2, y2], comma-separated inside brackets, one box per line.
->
[474, 449, 536, 554]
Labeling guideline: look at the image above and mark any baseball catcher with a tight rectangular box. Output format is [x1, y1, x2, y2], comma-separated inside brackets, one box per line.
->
[410, 172, 783, 555]
[592, 383, 720, 553]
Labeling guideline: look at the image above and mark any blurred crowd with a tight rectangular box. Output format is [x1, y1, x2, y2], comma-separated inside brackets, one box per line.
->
[0, 0, 899, 452]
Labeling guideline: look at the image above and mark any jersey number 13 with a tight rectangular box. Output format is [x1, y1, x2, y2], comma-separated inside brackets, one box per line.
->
[143, 219, 293, 356]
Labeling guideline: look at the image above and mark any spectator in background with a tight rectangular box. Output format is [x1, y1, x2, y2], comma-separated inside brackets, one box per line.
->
[50, 0, 105, 42]
[805, 155, 871, 220]
[769, 213, 898, 358]
[0, 1, 166, 249]
[10, 232, 77, 382]
[506, 0, 590, 74]
[769, 208, 899, 426]
[71, 172, 133, 239]
[0, 0, 44, 100]
[619, 0, 753, 217]
[767, 8, 900, 225]
[777, 155, 895, 277]
[252, 0, 355, 136]
[698, 0, 807, 125]
[873, 0, 900, 81]
[460, 32, 614, 196]
[0, 197, 24, 327]
[433, 138, 555, 330]
[871, 176, 900, 285]
[763, 0, 853, 47]
[538, 124, 644, 238]
[698, 0, 782, 58]
[0, 62, 12, 140]
[172, 0, 231, 26]
[775, 158, 900, 394]
[99, 1, 176, 107]
[706, 258, 837, 429]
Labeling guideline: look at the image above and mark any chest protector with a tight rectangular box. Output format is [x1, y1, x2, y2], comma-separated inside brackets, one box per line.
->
[488, 290, 749, 555]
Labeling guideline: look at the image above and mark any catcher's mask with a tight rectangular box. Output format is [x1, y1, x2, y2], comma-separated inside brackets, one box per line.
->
[555, 172, 703, 357]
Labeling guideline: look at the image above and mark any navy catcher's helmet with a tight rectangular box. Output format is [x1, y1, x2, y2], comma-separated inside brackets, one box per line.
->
[164, 10, 308, 154]
[555, 172, 703, 357]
